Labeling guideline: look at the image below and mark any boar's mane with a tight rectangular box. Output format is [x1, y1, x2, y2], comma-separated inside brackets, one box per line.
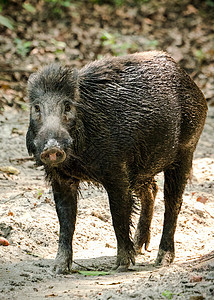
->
[28, 64, 79, 102]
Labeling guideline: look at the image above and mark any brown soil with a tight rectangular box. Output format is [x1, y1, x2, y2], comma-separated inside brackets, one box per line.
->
[0, 1, 214, 299]
[0, 105, 213, 299]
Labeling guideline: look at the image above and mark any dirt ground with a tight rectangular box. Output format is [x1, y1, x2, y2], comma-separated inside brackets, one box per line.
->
[0, 1, 214, 299]
[0, 103, 213, 299]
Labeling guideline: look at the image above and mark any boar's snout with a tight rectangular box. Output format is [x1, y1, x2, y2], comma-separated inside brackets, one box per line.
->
[40, 147, 66, 165]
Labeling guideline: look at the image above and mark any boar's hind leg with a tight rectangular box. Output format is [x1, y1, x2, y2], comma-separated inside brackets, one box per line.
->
[52, 178, 79, 274]
[104, 172, 135, 272]
[133, 178, 158, 254]
[156, 150, 193, 266]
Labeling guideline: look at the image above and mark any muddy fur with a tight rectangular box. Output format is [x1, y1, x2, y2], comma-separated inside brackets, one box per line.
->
[26, 51, 207, 273]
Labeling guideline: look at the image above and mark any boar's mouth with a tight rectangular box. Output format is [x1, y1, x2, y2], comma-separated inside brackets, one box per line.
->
[40, 147, 66, 166]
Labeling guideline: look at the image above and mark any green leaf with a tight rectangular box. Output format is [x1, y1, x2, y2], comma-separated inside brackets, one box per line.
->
[23, 41, 32, 47]
[14, 38, 32, 57]
[78, 270, 109, 276]
[101, 32, 114, 41]
[162, 290, 173, 299]
[14, 38, 22, 45]
[22, 3, 36, 13]
[206, 0, 214, 7]
[0, 15, 14, 29]
[62, 0, 71, 7]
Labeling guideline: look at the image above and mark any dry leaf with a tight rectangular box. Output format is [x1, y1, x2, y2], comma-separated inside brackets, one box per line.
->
[196, 196, 208, 204]
[190, 275, 203, 283]
[0, 237, 10, 246]
[0, 166, 20, 175]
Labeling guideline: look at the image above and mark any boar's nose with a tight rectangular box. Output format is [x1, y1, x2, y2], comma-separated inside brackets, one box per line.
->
[40, 147, 66, 165]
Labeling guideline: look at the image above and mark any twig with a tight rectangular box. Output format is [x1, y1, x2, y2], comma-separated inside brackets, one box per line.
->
[1, 192, 25, 204]
[73, 260, 99, 271]
[0, 69, 35, 73]
[10, 157, 34, 162]
[204, 208, 214, 219]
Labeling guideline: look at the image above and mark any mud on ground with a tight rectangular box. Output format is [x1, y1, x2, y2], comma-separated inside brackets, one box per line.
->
[0, 105, 213, 299]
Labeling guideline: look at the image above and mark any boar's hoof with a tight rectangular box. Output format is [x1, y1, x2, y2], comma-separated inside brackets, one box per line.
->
[134, 231, 151, 254]
[52, 265, 67, 275]
[40, 147, 66, 165]
[112, 248, 135, 272]
[112, 265, 129, 272]
[155, 249, 175, 267]
[52, 254, 72, 274]
[52, 262, 71, 275]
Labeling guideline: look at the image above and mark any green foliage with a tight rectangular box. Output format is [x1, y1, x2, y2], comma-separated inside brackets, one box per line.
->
[194, 49, 206, 64]
[101, 31, 158, 56]
[45, 0, 71, 7]
[51, 38, 66, 49]
[101, 31, 138, 56]
[0, 0, 14, 30]
[206, 0, 214, 7]
[162, 290, 173, 299]
[0, 14, 13, 29]
[45, 0, 72, 15]
[51, 38, 67, 56]
[90, 0, 150, 6]
[36, 189, 43, 200]
[22, 3, 36, 13]
[20, 103, 28, 111]
[0, 0, 8, 10]
[78, 270, 110, 276]
[14, 38, 32, 57]
[141, 38, 158, 49]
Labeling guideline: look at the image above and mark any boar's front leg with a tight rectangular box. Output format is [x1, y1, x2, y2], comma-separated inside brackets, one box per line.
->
[104, 169, 135, 272]
[52, 178, 79, 274]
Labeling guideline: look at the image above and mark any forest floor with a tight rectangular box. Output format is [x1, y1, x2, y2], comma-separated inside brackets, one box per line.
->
[0, 0, 214, 299]
[0, 104, 213, 300]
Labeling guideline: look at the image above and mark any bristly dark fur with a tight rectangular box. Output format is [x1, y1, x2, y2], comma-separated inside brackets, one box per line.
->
[26, 51, 207, 273]
[28, 64, 79, 102]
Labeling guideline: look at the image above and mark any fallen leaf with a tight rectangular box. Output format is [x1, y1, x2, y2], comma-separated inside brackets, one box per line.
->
[190, 275, 203, 282]
[78, 270, 109, 276]
[196, 196, 208, 204]
[11, 127, 24, 135]
[0, 237, 10, 246]
[97, 281, 122, 285]
[194, 202, 204, 216]
[189, 296, 205, 300]
[193, 216, 202, 224]
[45, 197, 51, 203]
[184, 4, 198, 16]
[0, 166, 20, 175]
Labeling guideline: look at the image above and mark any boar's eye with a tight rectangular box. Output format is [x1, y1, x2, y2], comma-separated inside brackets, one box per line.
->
[64, 102, 72, 113]
[34, 104, 40, 113]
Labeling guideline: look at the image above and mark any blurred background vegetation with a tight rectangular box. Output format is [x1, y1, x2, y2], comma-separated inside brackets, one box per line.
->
[0, 0, 213, 110]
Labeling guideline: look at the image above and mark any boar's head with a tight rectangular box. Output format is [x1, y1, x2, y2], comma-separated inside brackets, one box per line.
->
[26, 64, 84, 167]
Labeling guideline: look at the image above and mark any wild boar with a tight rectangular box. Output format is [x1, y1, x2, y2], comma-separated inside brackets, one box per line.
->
[26, 51, 207, 273]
